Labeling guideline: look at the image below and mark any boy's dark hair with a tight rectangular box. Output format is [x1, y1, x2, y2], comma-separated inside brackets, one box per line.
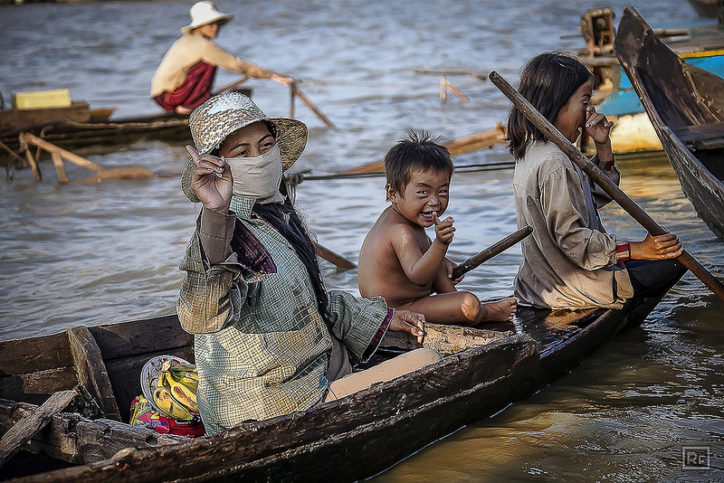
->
[506, 52, 593, 160]
[384, 129, 453, 194]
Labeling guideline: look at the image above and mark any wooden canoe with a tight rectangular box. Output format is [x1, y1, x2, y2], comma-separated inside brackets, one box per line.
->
[614, 6, 724, 242]
[0, 278, 678, 481]
[0, 88, 252, 162]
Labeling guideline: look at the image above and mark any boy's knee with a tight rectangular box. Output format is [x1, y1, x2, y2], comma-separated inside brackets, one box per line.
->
[459, 292, 481, 321]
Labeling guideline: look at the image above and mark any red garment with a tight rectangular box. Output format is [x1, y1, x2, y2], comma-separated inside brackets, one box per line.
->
[153, 61, 217, 112]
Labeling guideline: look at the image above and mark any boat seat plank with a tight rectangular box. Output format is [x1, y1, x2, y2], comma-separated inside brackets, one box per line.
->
[0, 389, 76, 468]
[380, 322, 512, 356]
[67, 327, 121, 421]
[674, 122, 724, 150]
[0, 367, 78, 407]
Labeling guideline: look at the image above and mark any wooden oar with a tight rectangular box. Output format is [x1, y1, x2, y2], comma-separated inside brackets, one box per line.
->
[489, 71, 724, 302]
[451, 226, 533, 279]
[292, 82, 336, 128]
[213, 76, 249, 95]
[314, 242, 356, 270]
[337, 123, 507, 175]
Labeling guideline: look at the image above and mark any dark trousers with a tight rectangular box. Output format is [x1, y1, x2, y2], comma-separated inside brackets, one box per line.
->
[624, 259, 686, 297]
[153, 62, 217, 112]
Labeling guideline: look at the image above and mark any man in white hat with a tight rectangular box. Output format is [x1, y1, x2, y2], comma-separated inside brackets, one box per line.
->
[151, 1, 292, 115]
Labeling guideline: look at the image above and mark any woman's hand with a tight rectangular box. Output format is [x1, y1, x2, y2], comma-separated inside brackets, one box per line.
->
[584, 105, 614, 145]
[630, 233, 683, 260]
[271, 73, 294, 87]
[388, 309, 426, 344]
[186, 145, 233, 213]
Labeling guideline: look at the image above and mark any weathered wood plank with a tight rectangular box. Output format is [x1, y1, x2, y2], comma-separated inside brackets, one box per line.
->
[67, 327, 121, 421]
[88, 315, 192, 360]
[0, 367, 78, 407]
[381, 322, 511, 355]
[0, 390, 76, 468]
[0, 332, 72, 376]
[0, 398, 186, 466]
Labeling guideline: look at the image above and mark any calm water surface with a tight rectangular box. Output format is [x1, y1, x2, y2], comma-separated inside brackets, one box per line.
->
[0, 1, 721, 480]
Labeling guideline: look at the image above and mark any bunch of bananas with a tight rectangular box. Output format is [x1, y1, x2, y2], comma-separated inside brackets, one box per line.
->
[152, 360, 200, 421]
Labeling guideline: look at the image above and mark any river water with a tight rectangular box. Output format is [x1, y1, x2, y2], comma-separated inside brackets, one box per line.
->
[1, 0, 722, 480]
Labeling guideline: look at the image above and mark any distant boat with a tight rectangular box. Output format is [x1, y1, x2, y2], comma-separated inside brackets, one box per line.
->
[615, 6, 724, 242]
[686, 0, 721, 18]
[576, 8, 724, 156]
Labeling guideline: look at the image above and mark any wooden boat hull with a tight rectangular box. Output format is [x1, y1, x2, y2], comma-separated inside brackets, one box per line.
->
[0, 277, 677, 482]
[614, 6, 724, 241]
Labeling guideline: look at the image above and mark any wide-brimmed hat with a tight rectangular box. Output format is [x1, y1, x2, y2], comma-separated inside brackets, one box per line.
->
[181, 91, 308, 202]
[181, 1, 233, 34]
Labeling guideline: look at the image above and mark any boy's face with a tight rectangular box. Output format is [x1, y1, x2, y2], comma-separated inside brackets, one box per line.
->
[388, 167, 450, 228]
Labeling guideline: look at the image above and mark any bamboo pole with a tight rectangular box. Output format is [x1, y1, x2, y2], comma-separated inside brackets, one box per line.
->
[337, 123, 507, 175]
[313, 242, 356, 270]
[489, 71, 724, 302]
[50, 151, 68, 183]
[213, 75, 249, 95]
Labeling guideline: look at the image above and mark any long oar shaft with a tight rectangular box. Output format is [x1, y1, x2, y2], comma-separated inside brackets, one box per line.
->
[451, 226, 533, 279]
[293, 83, 335, 128]
[489, 71, 724, 302]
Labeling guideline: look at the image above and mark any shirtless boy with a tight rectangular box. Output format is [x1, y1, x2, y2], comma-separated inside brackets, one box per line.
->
[358, 131, 517, 324]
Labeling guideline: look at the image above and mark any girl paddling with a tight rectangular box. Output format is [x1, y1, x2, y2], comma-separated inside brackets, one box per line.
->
[507, 52, 685, 310]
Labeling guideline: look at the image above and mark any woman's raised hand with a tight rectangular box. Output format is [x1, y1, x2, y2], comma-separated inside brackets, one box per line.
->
[389, 309, 426, 344]
[186, 145, 233, 213]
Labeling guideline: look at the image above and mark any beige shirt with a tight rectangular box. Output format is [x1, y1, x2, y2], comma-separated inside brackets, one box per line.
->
[150, 33, 272, 97]
[512, 141, 633, 309]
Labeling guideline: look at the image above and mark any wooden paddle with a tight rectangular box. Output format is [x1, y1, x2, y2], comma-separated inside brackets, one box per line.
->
[314, 242, 356, 270]
[291, 82, 336, 128]
[451, 226, 533, 279]
[213, 76, 249, 95]
[489, 71, 724, 302]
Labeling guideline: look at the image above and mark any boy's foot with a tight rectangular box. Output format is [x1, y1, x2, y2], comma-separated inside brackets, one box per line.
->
[481, 297, 517, 321]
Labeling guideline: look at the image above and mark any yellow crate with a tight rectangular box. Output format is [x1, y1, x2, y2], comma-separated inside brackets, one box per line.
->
[12, 89, 72, 110]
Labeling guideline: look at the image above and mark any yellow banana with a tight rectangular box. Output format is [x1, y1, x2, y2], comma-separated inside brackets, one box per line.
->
[154, 386, 193, 421]
[166, 374, 199, 413]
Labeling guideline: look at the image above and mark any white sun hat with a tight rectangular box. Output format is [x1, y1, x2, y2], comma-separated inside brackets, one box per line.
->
[181, 1, 234, 34]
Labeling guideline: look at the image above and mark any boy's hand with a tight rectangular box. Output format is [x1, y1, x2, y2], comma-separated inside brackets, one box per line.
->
[433, 213, 455, 245]
[389, 309, 426, 344]
[444, 257, 464, 284]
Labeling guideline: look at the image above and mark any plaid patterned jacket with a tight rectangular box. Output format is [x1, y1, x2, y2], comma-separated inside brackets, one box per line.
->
[177, 196, 390, 435]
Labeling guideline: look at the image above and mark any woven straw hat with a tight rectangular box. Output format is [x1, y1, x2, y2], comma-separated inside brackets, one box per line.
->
[181, 1, 233, 34]
[181, 91, 308, 202]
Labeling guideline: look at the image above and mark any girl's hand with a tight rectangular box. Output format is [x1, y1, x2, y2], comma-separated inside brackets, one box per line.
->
[584, 105, 614, 145]
[433, 213, 455, 245]
[186, 145, 233, 213]
[389, 309, 426, 344]
[630, 233, 683, 260]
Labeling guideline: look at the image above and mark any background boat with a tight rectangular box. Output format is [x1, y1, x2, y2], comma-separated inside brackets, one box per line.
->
[576, 7, 724, 157]
[614, 6, 724, 243]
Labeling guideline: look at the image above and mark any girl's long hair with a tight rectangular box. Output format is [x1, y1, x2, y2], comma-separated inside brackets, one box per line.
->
[251, 182, 332, 329]
[507, 52, 593, 160]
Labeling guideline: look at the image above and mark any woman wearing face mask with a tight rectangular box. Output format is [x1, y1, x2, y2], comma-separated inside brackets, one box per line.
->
[178, 92, 440, 435]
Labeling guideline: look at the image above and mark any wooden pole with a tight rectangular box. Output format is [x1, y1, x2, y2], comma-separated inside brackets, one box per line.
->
[289, 83, 296, 118]
[489, 71, 724, 302]
[451, 226, 533, 279]
[50, 151, 68, 183]
[314, 242, 356, 270]
[293, 83, 335, 128]
[20, 132, 105, 172]
[213, 75, 249, 95]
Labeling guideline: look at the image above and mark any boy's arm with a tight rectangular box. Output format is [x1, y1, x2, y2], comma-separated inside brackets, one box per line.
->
[391, 228, 449, 286]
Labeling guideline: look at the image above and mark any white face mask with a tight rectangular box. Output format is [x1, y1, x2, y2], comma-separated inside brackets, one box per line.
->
[224, 144, 285, 204]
